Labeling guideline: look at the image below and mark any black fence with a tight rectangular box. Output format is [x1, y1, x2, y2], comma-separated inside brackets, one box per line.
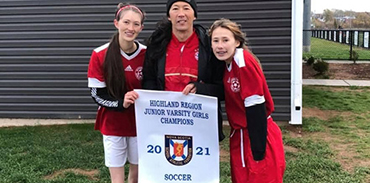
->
[308, 29, 370, 59]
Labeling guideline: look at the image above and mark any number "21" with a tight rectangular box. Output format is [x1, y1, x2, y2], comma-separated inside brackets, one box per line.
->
[196, 147, 210, 155]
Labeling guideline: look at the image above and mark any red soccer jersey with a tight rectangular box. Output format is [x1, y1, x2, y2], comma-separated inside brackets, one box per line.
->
[223, 48, 274, 129]
[87, 41, 146, 136]
[164, 31, 199, 91]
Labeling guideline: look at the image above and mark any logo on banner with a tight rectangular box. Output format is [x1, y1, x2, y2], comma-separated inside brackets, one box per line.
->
[165, 135, 193, 166]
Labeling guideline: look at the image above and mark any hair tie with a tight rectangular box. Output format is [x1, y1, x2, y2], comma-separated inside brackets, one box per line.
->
[116, 5, 143, 20]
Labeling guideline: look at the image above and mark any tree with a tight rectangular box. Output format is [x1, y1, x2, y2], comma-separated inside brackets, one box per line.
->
[334, 19, 338, 29]
[334, 9, 345, 18]
[352, 12, 370, 28]
[323, 9, 334, 23]
[314, 9, 370, 29]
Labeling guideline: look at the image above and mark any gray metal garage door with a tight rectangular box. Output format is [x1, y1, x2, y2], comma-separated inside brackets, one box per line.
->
[0, 0, 291, 120]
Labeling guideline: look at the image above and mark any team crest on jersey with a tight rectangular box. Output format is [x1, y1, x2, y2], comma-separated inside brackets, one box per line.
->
[194, 48, 199, 61]
[165, 135, 193, 166]
[135, 66, 143, 80]
[230, 77, 240, 92]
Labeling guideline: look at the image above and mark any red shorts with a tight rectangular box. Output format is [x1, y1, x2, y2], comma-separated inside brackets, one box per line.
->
[229, 117, 286, 183]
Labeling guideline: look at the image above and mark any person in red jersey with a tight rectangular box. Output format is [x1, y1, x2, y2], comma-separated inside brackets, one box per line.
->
[142, 0, 226, 141]
[209, 18, 286, 183]
[87, 3, 145, 183]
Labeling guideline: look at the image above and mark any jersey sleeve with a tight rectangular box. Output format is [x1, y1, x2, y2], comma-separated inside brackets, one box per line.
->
[88, 51, 106, 88]
[239, 50, 268, 161]
[239, 51, 266, 107]
[90, 87, 124, 111]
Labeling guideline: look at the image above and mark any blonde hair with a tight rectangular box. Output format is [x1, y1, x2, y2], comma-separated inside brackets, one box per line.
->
[209, 18, 246, 49]
[209, 18, 262, 68]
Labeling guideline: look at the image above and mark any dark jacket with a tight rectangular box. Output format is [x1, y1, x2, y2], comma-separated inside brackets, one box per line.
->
[142, 23, 225, 141]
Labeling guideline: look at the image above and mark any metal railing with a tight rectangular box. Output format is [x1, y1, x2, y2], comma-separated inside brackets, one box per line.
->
[306, 29, 370, 59]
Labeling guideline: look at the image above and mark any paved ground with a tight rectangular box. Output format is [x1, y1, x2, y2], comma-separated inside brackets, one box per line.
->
[324, 60, 370, 63]
[303, 79, 370, 86]
[304, 60, 370, 64]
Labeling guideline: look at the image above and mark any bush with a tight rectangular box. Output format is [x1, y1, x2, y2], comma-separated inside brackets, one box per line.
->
[313, 59, 329, 74]
[306, 56, 315, 66]
[350, 50, 359, 63]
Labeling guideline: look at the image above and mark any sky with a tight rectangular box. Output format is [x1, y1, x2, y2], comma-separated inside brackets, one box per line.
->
[311, 0, 370, 13]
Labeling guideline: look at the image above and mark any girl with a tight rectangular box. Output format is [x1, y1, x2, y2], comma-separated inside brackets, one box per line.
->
[209, 18, 286, 183]
[87, 3, 145, 183]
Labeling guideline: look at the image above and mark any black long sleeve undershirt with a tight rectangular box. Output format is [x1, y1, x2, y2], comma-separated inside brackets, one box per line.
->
[90, 87, 124, 111]
[246, 102, 267, 161]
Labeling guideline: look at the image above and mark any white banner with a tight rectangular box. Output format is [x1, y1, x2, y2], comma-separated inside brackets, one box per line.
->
[364, 32, 369, 48]
[354, 31, 358, 46]
[134, 89, 219, 183]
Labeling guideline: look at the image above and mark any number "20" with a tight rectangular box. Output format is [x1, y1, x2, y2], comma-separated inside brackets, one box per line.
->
[147, 145, 162, 154]
[147, 145, 210, 156]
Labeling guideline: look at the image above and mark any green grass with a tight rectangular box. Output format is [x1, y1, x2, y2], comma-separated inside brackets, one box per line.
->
[303, 37, 370, 60]
[281, 118, 370, 182]
[0, 123, 369, 183]
[301, 117, 326, 132]
[302, 86, 370, 154]
[219, 162, 232, 183]
[302, 86, 370, 112]
[0, 124, 110, 183]
[285, 85, 370, 182]
[283, 141, 367, 183]
[283, 137, 359, 183]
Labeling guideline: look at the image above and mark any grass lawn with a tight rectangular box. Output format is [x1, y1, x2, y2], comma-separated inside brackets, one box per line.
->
[303, 37, 370, 60]
[283, 86, 370, 183]
[1, 86, 370, 182]
[0, 124, 110, 183]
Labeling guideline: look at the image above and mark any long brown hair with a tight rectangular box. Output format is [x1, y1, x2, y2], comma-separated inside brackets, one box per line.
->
[209, 18, 262, 68]
[103, 3, 145, 99]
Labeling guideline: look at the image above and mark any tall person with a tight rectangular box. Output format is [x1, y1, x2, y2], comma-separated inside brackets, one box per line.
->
[142, 0, 225, 142]
[209, 18, 286, 183]
[87, 3, 146, 183]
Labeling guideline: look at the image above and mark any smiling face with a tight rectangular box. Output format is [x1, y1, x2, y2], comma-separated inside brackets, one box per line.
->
[168, 1, 195, 33]
[211, 27, 240, 64]
[114, 10, 143, 43]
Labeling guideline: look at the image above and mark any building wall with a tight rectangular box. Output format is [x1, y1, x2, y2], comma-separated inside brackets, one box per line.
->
[0, 0, 291, 120]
